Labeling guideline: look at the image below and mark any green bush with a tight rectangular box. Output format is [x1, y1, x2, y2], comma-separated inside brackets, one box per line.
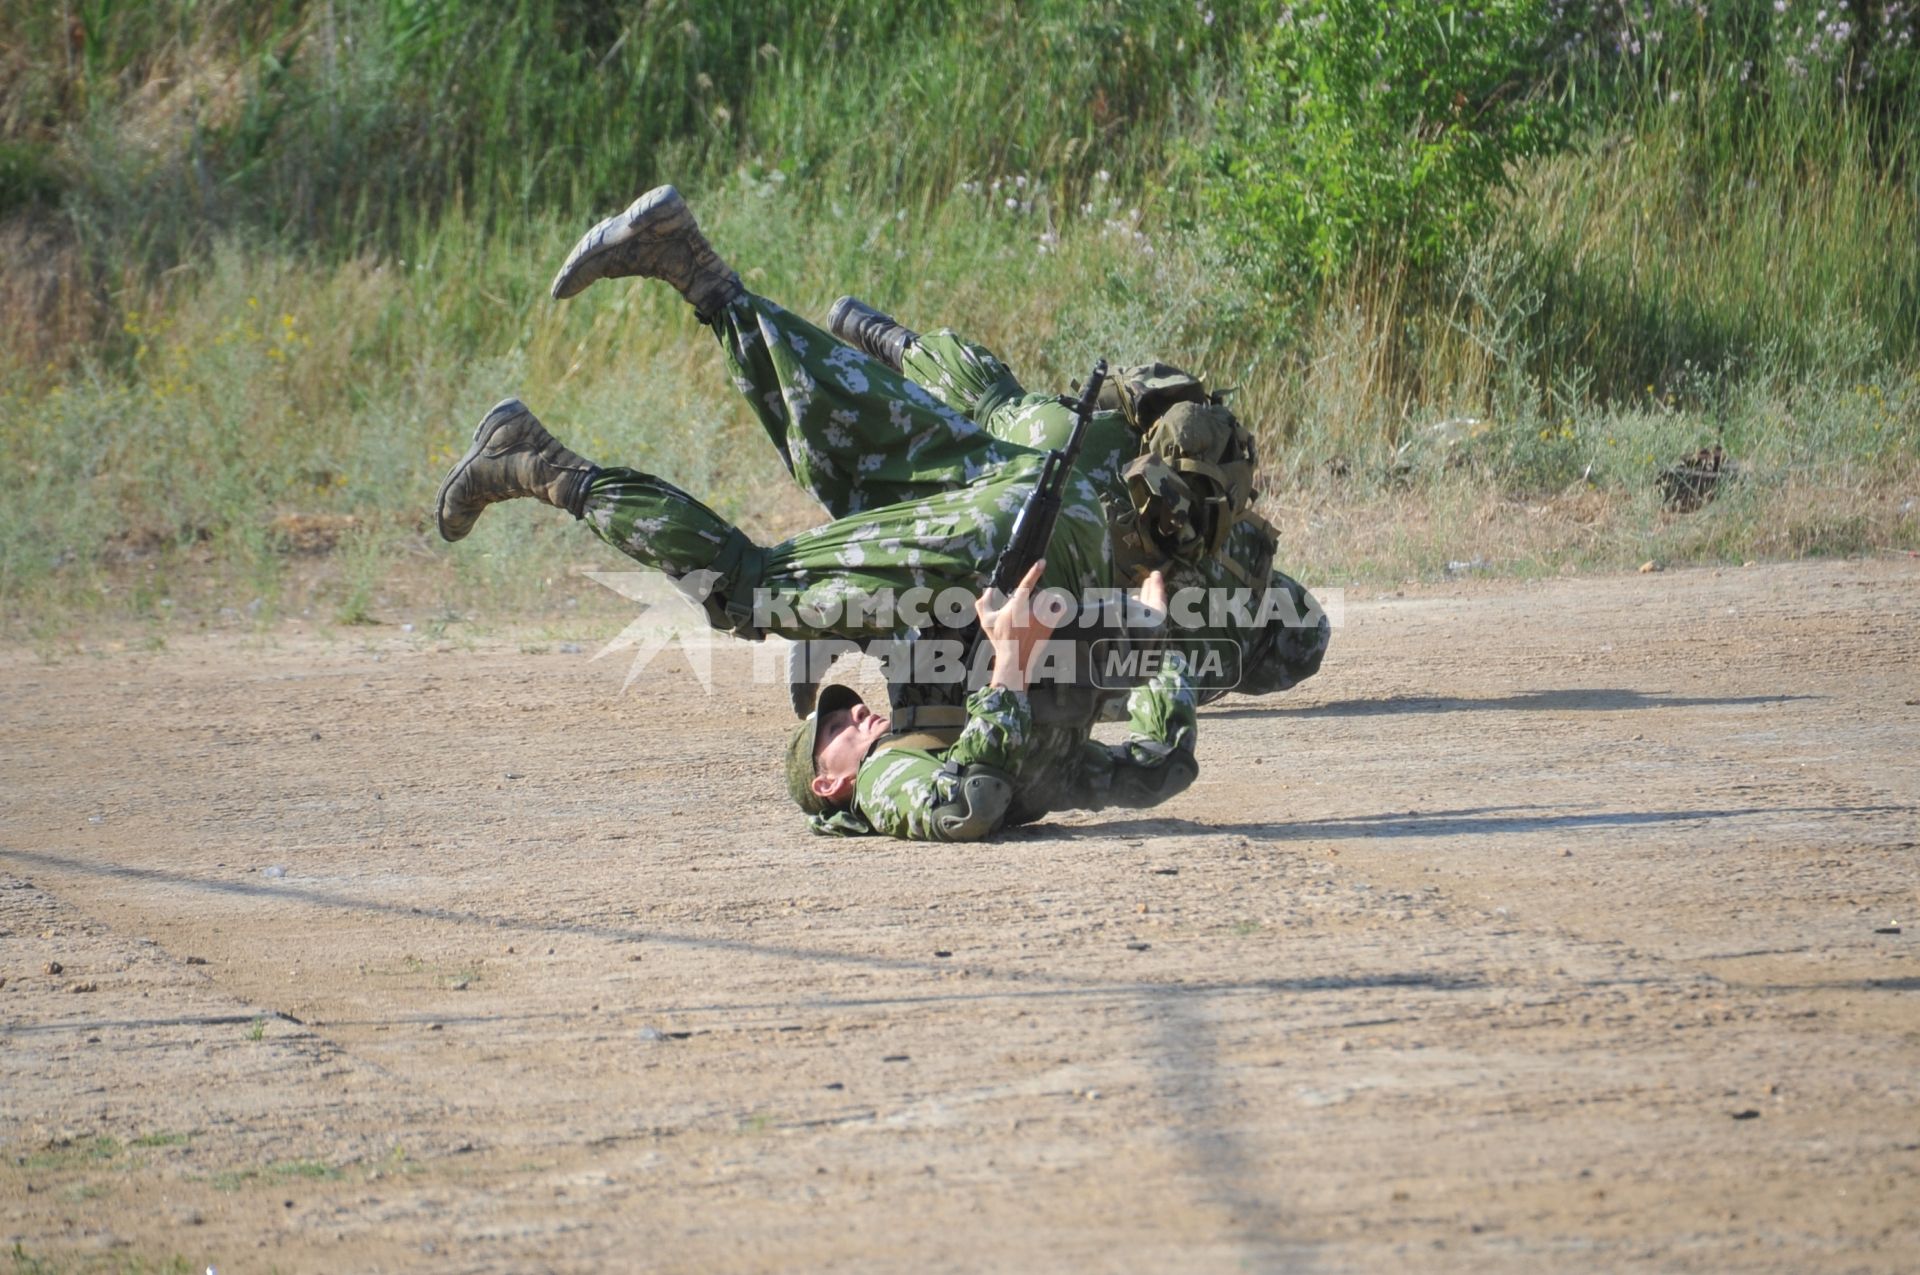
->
[0, 140, 61, 215]
[1207, 0, 1572, 284]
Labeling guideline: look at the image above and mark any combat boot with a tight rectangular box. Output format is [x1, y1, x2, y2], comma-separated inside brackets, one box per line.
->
[549, 184, 744, 316]
[827, 296, 919, 372]
[435, 399, 599, 542]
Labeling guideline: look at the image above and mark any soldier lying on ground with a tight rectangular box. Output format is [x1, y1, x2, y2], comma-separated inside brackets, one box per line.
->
[433, 184, 1318, 838]
[785, 557, 1199, 840]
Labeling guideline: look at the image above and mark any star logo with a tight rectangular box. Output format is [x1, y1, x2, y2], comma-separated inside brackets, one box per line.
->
[580, 568, 725, 693]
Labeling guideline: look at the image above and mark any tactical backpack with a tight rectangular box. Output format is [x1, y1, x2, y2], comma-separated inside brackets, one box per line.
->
[1100, 363, 1266, 577]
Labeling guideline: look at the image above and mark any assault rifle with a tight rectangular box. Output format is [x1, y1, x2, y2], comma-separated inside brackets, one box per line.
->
[984, 357, 1108, 596]
[960, 358, 1108, 686]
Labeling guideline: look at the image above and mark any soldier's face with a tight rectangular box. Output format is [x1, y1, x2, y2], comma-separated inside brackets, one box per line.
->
[810, 701, 891, 801]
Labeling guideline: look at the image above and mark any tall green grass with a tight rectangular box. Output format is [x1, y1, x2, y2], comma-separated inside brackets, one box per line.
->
[1, 1, 1916, 636]
[1, 0, 1224, 260]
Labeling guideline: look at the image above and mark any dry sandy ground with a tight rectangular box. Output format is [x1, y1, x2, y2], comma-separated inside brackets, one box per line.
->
[2, 558, 1917, 1273]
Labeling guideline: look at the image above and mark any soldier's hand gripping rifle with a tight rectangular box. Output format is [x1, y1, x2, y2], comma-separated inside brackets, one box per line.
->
[961, 359, 1108, 683]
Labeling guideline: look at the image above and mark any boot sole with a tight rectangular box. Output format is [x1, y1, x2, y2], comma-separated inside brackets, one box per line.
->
[549, 184, 688, 300]
[435, 398, 528, 542]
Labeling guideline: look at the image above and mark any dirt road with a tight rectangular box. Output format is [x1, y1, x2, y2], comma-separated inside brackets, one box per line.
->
[3, 559, 1917, 1272]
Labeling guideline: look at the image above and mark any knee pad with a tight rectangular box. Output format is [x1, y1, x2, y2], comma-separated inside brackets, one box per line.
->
[930, 764, 1015, 841]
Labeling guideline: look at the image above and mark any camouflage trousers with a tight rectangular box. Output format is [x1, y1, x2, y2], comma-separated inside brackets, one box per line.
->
[574, 292, 1331, 704]
[576, 292, 1115, 642]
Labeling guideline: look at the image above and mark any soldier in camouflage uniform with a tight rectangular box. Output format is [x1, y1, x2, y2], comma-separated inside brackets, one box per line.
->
[833, 305, 1328, 703]
[788, 561, 1200, 840]
[436, 185, 1204, 840]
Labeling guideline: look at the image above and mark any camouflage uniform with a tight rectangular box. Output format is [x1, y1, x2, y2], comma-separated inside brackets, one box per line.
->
[820, 662, 1198, 840]
[578, 294, 1114, 639]
[898, 330, 1329, 699]
[575, 291, 1199, 838]
[580, 297, 1325, 697]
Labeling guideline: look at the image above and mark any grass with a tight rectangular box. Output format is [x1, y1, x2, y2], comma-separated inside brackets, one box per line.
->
[209, 1158, 343, 1192]
[127, 1131, 192, 1149]
[1, 4, 1915, 637]
[13, 1136, 122, 1173]
[8, 1246, 199, 1275]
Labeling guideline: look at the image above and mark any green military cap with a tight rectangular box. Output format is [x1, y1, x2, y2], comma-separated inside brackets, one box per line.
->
[784, 682, 867, 816]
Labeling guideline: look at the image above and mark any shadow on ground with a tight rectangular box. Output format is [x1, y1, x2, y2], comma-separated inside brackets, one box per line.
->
[1028, 800, 1912, 844]
[1208, 690, 1819, 719]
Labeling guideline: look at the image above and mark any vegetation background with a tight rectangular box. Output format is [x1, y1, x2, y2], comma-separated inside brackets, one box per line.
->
[1, 0, 1915, 642]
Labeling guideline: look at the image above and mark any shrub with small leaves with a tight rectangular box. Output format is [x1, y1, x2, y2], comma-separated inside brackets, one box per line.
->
[1208, 0, 1573, 285]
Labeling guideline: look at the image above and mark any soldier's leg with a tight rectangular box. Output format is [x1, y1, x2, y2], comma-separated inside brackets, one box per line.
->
[546, 185, 1005, 513]
[823, 296, 1036, 427]
[575, 466, 779, 637]
[893, 333, 1135, 492]
[435, 399, 599, 542]
[433, 401, 1072, 666]
[826, 297, 919, 371]
[433, 398, 764, 635]
[982, 392, 1136, 497]
[848, 310, 1116, 462]
[816, 303, 1155, 544]
[549, 185, 742, 315]
[822, 299, 1132, 489]
[898, 330, 1029, 420]
[582, 465, 948, 645]
[1089, 736, 1200, 810]
[709, 292, 1032, 516]
[584, 456, 1063, 646]
[592, 447, 1119, 711]
[874, 319, 1135, 477]
[1236, 568, 1331, 697]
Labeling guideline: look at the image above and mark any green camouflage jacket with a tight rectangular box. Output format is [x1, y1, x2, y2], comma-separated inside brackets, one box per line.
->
[813, 661, 1199, 841]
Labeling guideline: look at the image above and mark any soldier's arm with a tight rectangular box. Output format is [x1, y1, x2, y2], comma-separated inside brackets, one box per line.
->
[1121, 658, 1199, 765]
[1053, 657, 1199, 814]
[1121, 569, 1197, 762]
[852, 685, 1034, 841]
[857, 560, 1058, 842]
